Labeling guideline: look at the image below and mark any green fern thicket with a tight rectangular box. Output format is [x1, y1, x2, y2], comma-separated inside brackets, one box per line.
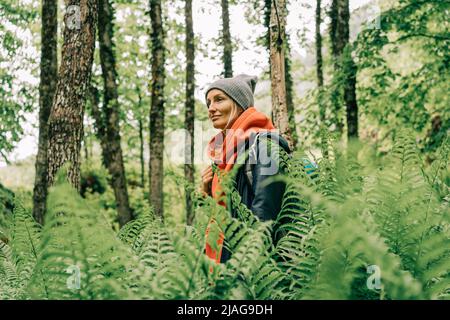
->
[0, 130, 448, 300]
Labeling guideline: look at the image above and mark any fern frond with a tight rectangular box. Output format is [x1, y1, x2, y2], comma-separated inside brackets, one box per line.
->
[11, 197, 41, 285]
[27, 179, 151, 299]
[0, 240, 21, 299]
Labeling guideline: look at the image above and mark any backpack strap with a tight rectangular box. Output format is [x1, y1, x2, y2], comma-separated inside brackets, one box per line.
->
[243, 132, 279, 190]
[244, 152, 255, 190]
[243, 134, 318, 189]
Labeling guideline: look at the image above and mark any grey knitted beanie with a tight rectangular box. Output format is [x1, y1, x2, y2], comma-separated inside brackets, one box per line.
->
[205, 74, 258, 110]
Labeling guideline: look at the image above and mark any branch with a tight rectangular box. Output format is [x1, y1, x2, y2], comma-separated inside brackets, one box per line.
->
[0, 150, 11, 166]
[395, 32, 450, 43]
[390, 0, 450, 15]
[272, 0, 283, 46]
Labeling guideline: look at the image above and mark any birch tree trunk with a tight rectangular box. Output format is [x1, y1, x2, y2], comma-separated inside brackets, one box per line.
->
[47, 0, 97, 194]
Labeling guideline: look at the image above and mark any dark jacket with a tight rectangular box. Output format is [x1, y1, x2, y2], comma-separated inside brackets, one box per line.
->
[220, 131, 291, 263]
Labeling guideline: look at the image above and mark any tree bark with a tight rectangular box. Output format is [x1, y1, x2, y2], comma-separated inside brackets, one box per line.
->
[269, 0, 294, 151]
[315, 0, 330, 157]
[149, 0, 166, 219]
[185, 0, 195, 225]
[83, 125, 89, 161]
[33, 0, 58, 225]
[344, 50, 358, 138]
[264, 0, 271, 50]
[95, 0, 133, 227]
[315, 0, 324, 89]
[47, 0, 97, 193]
[329, 0, 344, 134]
[221, 0, 233, 78]
[330, 0, 349, 64]
[329, 0, 358, 138]
[265, 0, 297, 150]
[138, 92, 145, 188]
[283, 0, 298, 151]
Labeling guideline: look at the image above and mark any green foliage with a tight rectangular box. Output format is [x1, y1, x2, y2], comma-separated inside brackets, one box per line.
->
[301, 131, 449, 299]
[355, 0, 449, 154]
[298, 0, 448, 158]
[26, 176, 153, 299]
[1, 0, 447, 300]
[2, 130, 448, 300]
[0, 0, 38, 158]
[0, 183, 14, 240]
[0, 196, 40, 299]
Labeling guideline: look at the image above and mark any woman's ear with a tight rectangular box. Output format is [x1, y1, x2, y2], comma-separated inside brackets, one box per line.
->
[235, 102, 244, 115]
[238, 105, 244, 116]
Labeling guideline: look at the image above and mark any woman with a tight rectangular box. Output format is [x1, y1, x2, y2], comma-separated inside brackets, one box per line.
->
[200, 74, 291, 263]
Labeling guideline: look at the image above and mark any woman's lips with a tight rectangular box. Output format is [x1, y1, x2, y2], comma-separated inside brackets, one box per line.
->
[212, 116, 221, 121]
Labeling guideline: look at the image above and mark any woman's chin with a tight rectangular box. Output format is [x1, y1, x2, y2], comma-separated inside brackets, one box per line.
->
[212, 121, 225, 129]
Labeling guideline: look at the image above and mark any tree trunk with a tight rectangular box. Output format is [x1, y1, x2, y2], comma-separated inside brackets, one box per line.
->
[329, 0, 344, 134]
[264, 0, 271, 49]
[316, 0, 324, 89]
[263, 0, 272, 119]
[265, 0, 297, 150]
[329, 0, 358, 138]
[83, 125, 89, 161]
[185, 0, 195, 225]
[330, 0, 349, 64]
[284, 39, 298, 151]
[344, 49, 358, 138]
[329, 0, 343, 134]
[149, 0, 166, 219]
[33, 0, 58, 225]
[283, 1, 298, 151]
[95, 0, 133, 227]
[269, 0, 294, 151]
[221, 0, 233, 78]
[47, 0, 97, 193]
[138, 93, 145, 188]
[316, 0, 329, 158]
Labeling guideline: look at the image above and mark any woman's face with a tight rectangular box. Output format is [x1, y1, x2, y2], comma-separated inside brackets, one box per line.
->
[206, 89, 243, 130]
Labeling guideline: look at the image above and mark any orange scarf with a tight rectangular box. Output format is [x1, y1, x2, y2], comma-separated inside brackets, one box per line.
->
[205, 106, 276, 263]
